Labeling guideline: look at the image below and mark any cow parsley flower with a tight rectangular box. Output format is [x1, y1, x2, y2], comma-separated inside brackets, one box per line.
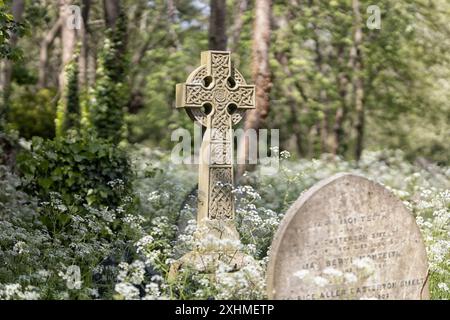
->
[437, 282, 449, 292]
[115, 283, 140, 300]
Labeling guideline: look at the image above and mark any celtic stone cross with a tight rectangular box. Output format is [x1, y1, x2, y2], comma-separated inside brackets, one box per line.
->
[176, 51, 255, 238]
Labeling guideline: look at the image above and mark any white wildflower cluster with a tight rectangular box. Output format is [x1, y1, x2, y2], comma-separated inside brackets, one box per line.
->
[107, 179, 125, 190]
[280, 150, 291, 159]
[97, 208, 116, 223]
[117, 260, 146, 285]
[148, 191, 161, 202]
[135, 234, 161, 266]
[12, 241, 29, 255]
[196, 234, 242, 253]
[114, 258, 170, 300]
[114, 260, 167, 300]
[233, 185, 261, 200]
[176, 219, 197, 249]
[0, 283, 40, 300]
[213, 260, 266, 299]
[114, 282, 140, 300]
[135, 235, 154, 252]
[147, 190, 170, 204]
[122, 214, 146, 231]
[411, 187, 449, 298]
[40, 192, 68, 213]
[438, 282, 449, 292]
[143, 277, 169, 300]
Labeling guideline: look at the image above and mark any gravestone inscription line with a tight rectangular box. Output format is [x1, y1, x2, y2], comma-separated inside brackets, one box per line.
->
[176, 50, 255, 238]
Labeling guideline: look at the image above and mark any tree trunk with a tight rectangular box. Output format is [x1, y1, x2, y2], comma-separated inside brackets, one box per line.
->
[166, 0, 180, 49]
[352, 0, 365, 160]
[237, 0, 272, 177]
[79, 0, 91, 88]
[58, 0, 78, 92]
[38, 19, 62, 89]
[208, 0, 227, 50]
[229, 0, 247, 52]
[312, 21, 330, 154]
[103, 0, 120, 29]
[87, 37, 97, 87]
[1, 0, 25, 113]
[332, 45, 349, 156]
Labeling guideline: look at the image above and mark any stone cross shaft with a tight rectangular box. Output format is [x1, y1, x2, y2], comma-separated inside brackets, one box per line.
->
[176, 51, 255, 233]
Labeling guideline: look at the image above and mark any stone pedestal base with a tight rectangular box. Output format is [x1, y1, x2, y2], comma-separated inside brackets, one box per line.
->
[168, 249, 251, 282]
[168, 221, 252, 281]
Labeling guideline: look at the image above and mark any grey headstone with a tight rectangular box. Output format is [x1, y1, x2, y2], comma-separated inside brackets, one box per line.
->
[267, 173, 429, 300]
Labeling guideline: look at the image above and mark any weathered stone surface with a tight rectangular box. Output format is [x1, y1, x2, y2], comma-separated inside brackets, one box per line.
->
[170, 51, 255, 278]
[267, 173, 429, 300]
[176, 50, 255, 232]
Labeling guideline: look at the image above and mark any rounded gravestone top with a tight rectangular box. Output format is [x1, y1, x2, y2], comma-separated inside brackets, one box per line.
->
[267, 173, 429, 300]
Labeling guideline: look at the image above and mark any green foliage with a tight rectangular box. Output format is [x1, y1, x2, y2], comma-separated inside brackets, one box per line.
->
[0, 164, 141, 300]
[12, 63, 37, 85]
[0, 0, 26, 60]
[17, 135, 133, 211]
[267, 0, 450, 162]
[8, 87, 56, 139]
[0, 130, 18, 166]
[126, 1, 208, 147]
[56, 58, 80, 138]
[126, 49, 199, 146]
[0, 0, 28, 129]
[89, 11, 129, 143]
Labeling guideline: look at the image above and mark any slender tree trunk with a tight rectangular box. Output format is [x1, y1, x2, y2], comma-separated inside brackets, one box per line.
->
[237, 0, 272, 177]
[229, 0, 247, 52]
[208, 0, 227, 50]
[103, 0, 120, 29]
[332, 45, 349, 156]
[58, 0, 78, 92]
[87, 38, 97, 86]
[1, 0, 25, 113]
[166, 0, 180, 49]
[352, 0, 365, 160]
[38, 19, 62, 89]
[79, 0, 91, 88]
[312, 22, 330, 154]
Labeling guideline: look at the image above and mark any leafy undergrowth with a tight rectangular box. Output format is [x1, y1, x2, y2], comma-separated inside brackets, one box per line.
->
[0, 147, 448, 300]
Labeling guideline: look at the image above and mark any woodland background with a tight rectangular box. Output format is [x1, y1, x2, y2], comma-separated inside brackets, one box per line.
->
[0, 0, 449, 164]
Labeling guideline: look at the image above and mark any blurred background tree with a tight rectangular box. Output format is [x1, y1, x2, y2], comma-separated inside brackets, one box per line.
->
[0, 0, 448, 164]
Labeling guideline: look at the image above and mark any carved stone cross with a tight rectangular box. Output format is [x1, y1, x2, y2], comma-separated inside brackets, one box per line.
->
[176, 51, 255, 238]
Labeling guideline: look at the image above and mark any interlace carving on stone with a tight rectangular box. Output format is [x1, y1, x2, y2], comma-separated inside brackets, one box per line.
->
[176, 51, 255, 222]
[209, 168, 233, 220]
